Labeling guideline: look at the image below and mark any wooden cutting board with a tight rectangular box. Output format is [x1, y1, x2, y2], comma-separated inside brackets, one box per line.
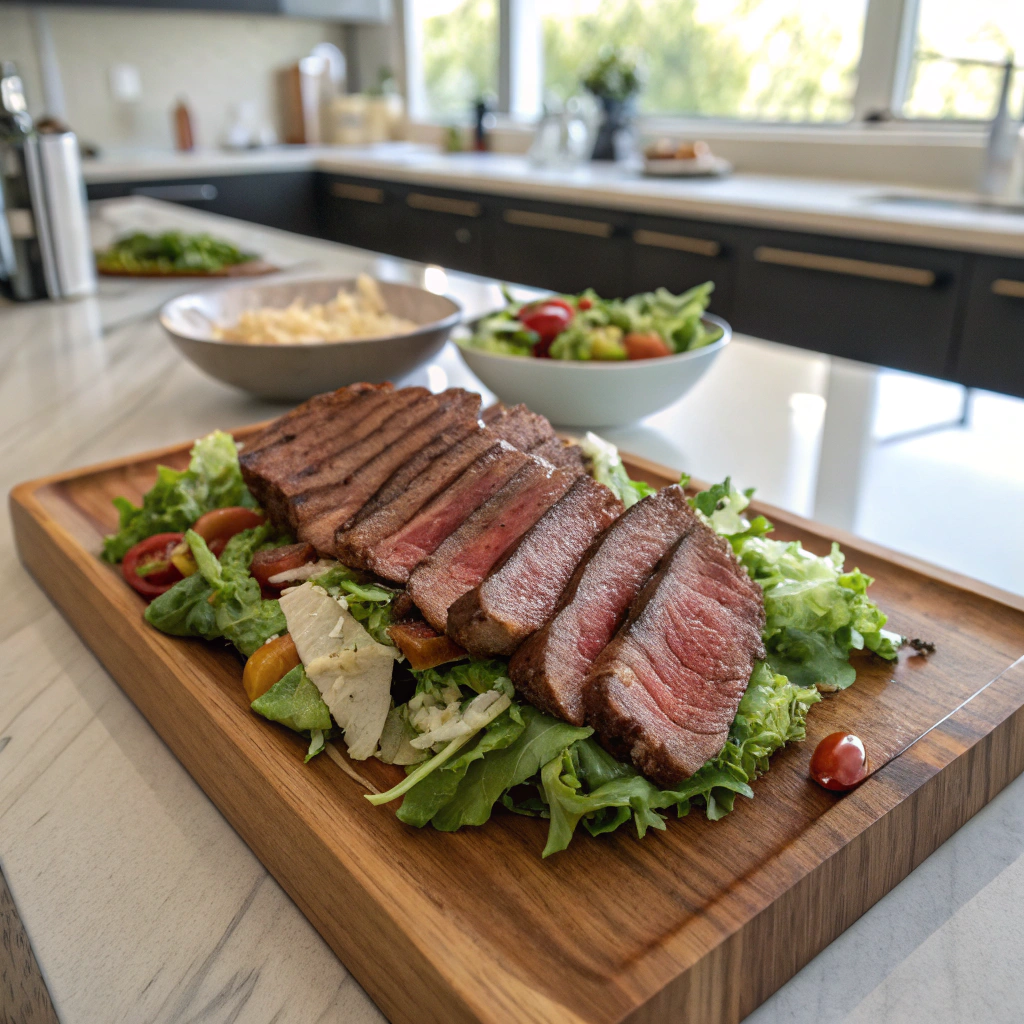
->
[9, 432, 1024, 1024]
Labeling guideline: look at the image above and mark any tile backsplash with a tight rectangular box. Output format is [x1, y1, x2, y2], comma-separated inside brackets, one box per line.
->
[0, 4, 346, 152]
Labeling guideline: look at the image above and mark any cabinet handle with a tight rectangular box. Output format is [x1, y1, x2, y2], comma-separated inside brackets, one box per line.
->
[633, 229, 720, 257]
[131, 183, 217, 202]
[503, 209, 613, 238]
[407, 193, 481, 217]
[753, 246, 936, 287]
[331, 182, 384, 204]
[991, 278, 1024, 299]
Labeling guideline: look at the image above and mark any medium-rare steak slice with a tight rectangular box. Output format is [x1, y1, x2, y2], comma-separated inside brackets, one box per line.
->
[336, 404, 557, 569]
[293, 390, 482, 552]
[409, 459, 584, 632]
[528, 436, 587, 473]
[364, 441, 530, 582]
[584, 523, 766, 787]
[509, 485, 694, 726]
[447, 475, 623, 658]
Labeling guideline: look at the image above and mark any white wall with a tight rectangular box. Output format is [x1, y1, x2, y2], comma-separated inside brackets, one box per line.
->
[0, 4, 346, 151]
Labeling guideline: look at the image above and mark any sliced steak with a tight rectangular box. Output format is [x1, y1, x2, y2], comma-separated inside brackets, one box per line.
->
[584, 523, 766, 787]
[528, 436, 588, 473]
[481, 402, 506, 423]
[293, 389, 482, 552]
[409, 459, 584, 632]
[363, 441, 529, 583]
[447, 475, 623, 658]
[337, 405, 557, 570]
[509, 485, 694, 726]
[495, 404, 555, 450]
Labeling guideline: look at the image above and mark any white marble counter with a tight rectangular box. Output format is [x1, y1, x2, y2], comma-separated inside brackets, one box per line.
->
[2, 199, 1023, 1023]
[82, 142, 1024, 257]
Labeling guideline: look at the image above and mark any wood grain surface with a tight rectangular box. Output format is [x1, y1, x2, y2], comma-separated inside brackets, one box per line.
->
[0, 864, 59, 1024]
[9, 428, 1024, 1024]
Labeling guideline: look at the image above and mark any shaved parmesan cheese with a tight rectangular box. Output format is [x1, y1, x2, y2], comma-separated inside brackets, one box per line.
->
[279, 582, 399, 760]
[409, 689, 511, 750]
[268, 559, 339, 585]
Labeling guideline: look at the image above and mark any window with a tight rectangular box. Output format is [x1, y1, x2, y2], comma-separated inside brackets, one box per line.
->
[901, 0, 1024, 120]
[406, 0, 499, 122]
[542, 0, 867, 122]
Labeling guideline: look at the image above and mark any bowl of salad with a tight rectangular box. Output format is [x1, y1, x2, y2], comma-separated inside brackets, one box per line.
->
[456, 282, 730, 427]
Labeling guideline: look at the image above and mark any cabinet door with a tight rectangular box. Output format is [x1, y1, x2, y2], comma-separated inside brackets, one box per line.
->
[390, 189, 488, 274]
[952, 256, 1024, 398]
[489, 199, 630, 296]
[731, 227, 965, 378]
[627, 214, 739, 316]
[319, 175, 400, 253]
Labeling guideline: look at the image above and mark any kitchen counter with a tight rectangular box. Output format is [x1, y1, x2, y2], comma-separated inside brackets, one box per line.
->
[82, 143, 1024, 257]
[2, 199, 1023, 1024]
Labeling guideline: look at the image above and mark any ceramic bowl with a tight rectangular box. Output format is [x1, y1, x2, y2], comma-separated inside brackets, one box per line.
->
[159, 277, 462, 401]
[456, 314, 731, 428]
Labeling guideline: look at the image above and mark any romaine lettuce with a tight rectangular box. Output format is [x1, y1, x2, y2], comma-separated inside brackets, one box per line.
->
[250, 665, 333, 761]
[103, 431, 256, 562]
[580, 432, 657, 508]
[308, 566, 397, 646]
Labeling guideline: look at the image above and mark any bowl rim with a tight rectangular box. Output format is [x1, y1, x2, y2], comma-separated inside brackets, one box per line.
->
[158, 275, 463, 349]
[456, 312, 731, 369]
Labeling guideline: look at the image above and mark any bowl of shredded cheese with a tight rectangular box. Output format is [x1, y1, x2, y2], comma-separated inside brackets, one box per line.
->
[159, 274, 462, 399]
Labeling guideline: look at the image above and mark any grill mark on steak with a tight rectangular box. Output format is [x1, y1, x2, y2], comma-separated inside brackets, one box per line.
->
[291, 390, 482, 553]
[584, 523, 766, 787]
[335, 404, 557, 570]
[364, 441, 529, 583]
[447, 474, 623, 658]
[508, 485, 695, 726]
[409, 459, 584, 632]
[528, 436, 588, 473]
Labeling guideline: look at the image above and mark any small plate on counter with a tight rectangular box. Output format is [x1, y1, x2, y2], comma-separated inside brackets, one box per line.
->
[642, 139, 732, 178]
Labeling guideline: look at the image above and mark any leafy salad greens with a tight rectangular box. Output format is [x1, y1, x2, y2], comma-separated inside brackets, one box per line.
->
[112, 430, 903, 857]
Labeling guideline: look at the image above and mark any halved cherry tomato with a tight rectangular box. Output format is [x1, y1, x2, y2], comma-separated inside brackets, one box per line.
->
[122, 532, 185, 599]
[243, 633, 301, 702]
[192, 506, 265, 556]
[623, 332, 673, 360]
[577, 297, 593, 310]
[518, 301, 574, 346]
[251, 542, 317, 594]
[810, 732, 869, 791]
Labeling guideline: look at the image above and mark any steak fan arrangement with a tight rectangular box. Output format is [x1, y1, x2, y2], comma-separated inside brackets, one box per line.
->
[240, 381, 766, 786]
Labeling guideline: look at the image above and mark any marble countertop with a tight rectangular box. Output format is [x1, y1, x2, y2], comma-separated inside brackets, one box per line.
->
[2, 199, 1023, 1023]
[82, 142, 1024, 257]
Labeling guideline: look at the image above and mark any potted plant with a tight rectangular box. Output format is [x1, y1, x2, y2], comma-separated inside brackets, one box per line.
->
[581, 46, 644, 161]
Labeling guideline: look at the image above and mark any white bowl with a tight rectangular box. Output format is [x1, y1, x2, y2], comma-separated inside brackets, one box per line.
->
[160, 277, 461, 401]
[456, 314, 730, 428]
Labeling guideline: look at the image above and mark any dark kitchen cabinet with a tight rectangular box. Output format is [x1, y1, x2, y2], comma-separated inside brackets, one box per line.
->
[627, 214, 741, 317]
[319, 174, 400, 254]
[390, 187, 490, 275]
[731, 227, 965, 379]
[87, 172, 319, 237]
[488, 198, 631, 297]
[952, 255, 1024, 398]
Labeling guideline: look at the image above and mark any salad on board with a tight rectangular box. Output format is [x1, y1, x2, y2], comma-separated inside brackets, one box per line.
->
[104, 430, 903, 858]
[460, 282, 724, 361]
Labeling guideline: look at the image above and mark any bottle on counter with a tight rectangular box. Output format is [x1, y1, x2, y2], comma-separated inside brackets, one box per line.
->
[0, 60, 47, 301]
[173, 97, 194, 152]
[473, 97, 494, 152]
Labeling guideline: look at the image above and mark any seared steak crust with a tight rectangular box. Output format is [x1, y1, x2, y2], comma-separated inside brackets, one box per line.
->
[584, 520, 766, 787]
[508, 485, 694, 725]
[447, 475, 623, 658]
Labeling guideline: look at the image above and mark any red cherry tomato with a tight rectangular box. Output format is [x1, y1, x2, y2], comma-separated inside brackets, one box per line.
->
[810, 732, 869, 791]
[251, 542, 317, 595]
[623, 332, 673, 360]
[517, 301, 574, 344]
[122, 532, 185, 599]
[192, 506, 265, 556]
[577, 297, 594, 310]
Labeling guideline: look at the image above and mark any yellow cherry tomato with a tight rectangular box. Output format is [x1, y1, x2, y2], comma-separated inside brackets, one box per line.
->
[243, 633, 301, 702]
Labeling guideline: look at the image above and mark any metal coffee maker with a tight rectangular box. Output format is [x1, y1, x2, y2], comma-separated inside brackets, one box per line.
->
[0, 61, 95, 301]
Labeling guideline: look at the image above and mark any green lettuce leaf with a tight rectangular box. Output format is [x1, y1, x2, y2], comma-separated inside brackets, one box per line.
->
[412, 658, 513, 699]
[579, 432, 657, 509]
[251, 665, 332, 735]
[143, 570, 219, 639]
[103, 431, 255, 562]
[309, 566, 397, 646]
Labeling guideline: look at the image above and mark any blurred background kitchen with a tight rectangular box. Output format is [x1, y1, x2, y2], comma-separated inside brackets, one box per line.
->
[1, 0, 1023, 598]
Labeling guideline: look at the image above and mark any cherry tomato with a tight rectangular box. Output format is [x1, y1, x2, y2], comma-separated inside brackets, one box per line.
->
[623, 332, 673, 360]
[518, 301, 574, 344]
[251, 542, 317, 593]
[243, 634, 301, 702]
[810, 732, 869, 791]
[192, 506, 265, 556]
[122, 532, 185, 599]
[577, 297, 594, 310]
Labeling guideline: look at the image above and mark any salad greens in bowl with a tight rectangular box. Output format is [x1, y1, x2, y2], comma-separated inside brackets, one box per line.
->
[456, 282, 730, 427]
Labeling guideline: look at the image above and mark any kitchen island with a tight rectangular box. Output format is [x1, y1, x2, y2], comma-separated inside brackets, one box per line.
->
[2, 199, 1022, 1024]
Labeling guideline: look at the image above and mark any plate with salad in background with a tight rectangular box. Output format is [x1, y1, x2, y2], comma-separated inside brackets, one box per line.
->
[95, 230, 277, 277]
[456, 282, 730, 427]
